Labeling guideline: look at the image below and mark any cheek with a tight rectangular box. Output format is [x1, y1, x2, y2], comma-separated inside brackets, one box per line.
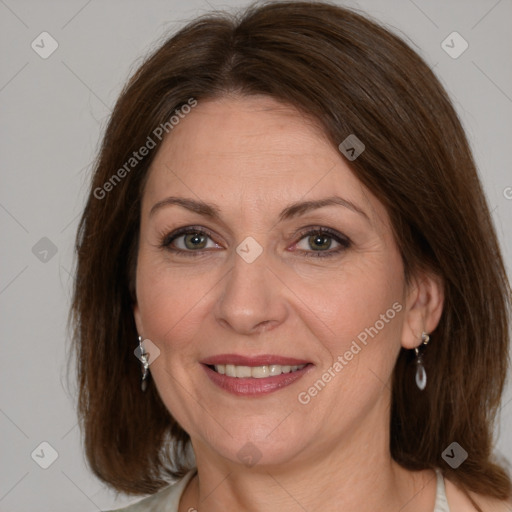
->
[135, 255, 202, 356]
[291, 254, 404, 386]
[134, 258, 210, 428]
[298, 267, 401, 340]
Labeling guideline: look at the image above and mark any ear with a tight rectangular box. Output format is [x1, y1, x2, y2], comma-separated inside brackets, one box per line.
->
[133, 302, 144, 337]
[401, 271, 444, 350]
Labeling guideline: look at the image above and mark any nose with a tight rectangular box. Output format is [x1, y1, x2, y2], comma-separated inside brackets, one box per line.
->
[214, 248, 289, 336]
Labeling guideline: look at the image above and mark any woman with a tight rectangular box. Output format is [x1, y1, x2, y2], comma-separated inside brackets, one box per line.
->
[71, 1, 512, 511]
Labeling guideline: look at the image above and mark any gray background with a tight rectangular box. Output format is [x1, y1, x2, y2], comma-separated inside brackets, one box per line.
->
[1, 0, 511, 510]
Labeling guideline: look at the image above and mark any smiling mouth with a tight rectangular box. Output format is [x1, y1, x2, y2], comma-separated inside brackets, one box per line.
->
[202, 359, 314, 396]
[208, 363, 308, 379]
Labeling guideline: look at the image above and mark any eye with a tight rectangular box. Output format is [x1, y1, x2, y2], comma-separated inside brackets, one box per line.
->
[160, 226, 221, 256]
[158, 225, 351, 258]
[293, 227, 351, 258]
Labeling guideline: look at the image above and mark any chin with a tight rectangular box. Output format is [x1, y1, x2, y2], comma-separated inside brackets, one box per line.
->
[201, 425, 312, 469]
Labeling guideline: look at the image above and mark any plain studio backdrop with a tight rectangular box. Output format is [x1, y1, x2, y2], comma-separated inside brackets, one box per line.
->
[1, 0, 511, 511]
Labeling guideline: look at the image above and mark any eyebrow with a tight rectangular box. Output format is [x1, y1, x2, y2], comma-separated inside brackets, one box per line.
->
[149, 197, 222, 219]
[278, 196, 369, 222]
[149, 195, 369, 222]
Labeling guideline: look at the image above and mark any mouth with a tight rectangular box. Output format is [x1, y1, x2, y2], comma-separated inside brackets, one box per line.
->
[207, 363, 308, 378]
[200, 354, 314, 396]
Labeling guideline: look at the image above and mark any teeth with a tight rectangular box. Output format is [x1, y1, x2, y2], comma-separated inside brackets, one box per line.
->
[213, 364, 306, 378]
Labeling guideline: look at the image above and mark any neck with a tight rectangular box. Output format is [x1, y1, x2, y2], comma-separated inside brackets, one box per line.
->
[180, 396, 436, 512]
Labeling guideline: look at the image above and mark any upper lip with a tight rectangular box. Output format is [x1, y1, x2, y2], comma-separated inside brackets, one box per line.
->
[201, 354, 311, 366]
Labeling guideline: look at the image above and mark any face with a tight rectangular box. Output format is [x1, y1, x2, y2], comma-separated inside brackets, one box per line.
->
[134, 95, 412, 469]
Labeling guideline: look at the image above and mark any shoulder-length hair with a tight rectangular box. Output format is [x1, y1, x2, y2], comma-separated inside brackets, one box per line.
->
[70, 0, 511, 505]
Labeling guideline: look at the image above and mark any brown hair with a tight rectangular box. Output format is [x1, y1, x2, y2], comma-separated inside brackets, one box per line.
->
[70, 0, 512, 506]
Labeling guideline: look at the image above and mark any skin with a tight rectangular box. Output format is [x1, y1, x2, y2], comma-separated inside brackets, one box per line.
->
[133, 95, 502, 511]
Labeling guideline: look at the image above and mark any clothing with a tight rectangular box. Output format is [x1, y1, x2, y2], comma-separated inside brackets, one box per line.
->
[434, 468, 451, 512]
[108, 467, 450, 511]
[106, 469, 197, 512]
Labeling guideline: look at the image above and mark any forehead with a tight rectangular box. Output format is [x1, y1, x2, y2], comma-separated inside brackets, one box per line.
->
[142, 95, 383, 225]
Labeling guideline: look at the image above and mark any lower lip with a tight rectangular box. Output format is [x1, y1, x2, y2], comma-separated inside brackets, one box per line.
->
[202, 364, 313, 396]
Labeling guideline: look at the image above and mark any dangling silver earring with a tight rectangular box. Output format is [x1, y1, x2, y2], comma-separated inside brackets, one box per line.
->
[414, 332, 430, 391]
[138, 335, 150, 392]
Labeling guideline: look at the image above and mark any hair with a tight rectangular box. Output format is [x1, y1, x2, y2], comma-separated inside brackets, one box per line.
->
[70, 0, 512, 507]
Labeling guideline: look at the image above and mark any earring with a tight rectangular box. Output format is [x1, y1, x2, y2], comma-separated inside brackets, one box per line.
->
[414, 332, 430, 391]
[138, 335, 150, 392]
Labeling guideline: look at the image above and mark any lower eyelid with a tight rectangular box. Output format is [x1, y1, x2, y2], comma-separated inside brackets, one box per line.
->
[173, 235, 219, 250]
[294, 241, 350, 258]
[294, 229, 350, 250]
[160, 228, 351, 257]
[159, 227, 216, 247]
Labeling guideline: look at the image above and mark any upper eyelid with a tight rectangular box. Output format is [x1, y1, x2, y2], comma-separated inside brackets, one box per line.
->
[161, 225, 350, 249]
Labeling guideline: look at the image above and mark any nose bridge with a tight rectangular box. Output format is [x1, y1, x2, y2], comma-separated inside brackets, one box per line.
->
[215, 242, 287, 334]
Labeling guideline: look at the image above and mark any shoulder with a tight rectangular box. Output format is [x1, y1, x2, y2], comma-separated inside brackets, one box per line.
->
[445, 478, 512, 512]
[104, 486, 177, 512]
[104, 469, 197, 512]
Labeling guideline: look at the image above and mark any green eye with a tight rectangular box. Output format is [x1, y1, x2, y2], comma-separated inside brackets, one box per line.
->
[160, 225, 351, 259]
[182, 232, 208, 250]
[307, 233, 333, 251]
[294, 228, 351, 258]
[161, 226, 220, 256]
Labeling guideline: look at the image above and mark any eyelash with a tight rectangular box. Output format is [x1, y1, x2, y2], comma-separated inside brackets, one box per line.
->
[158, 225, 351, 258]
